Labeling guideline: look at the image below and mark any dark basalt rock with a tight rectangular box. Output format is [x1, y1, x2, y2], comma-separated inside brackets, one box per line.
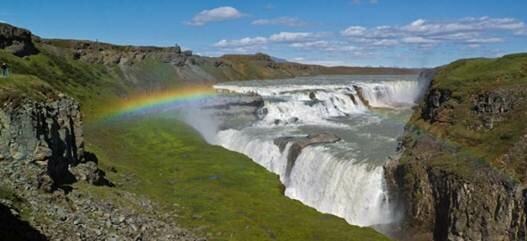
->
[274, 133, 341, 177]
[386, 157, 527, 241]
[352, 85, 370, 108]
[385, 69, 527, 241]
[309, 92, 317, 100]
[0, 23, 39, 57]
[472, 91, 514, 129]
[0, 95, 108, 191]
[421, 88, 451, 122]
[0, 202, 48, 241]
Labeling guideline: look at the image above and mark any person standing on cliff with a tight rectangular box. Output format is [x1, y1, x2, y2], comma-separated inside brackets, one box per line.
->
[1, 63, 8, 78]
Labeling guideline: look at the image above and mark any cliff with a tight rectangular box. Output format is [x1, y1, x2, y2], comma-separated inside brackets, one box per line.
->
[0, 91, 205, 241]
[0, 94, 107, 191]
[386, 53, 527, 241]
[0, 22, 410, 241]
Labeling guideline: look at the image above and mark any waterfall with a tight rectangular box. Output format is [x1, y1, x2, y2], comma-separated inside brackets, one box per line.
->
[216, 128, 394, 226]
[200, 75, 425, 227]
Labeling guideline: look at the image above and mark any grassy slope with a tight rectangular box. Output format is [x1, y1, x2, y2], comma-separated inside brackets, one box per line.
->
[402, 53, 527, 181]
[0, 33, 395, 239]
[85, 118, 390, 241]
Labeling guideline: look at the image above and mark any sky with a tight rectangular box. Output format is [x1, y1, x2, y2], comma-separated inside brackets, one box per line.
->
[1, 0, 526, 67]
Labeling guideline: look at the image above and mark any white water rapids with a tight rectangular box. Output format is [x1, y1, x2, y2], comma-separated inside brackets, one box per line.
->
[186, 75, 429, 228]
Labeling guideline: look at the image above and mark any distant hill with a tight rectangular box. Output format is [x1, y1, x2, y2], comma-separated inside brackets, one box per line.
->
[0, 22, 418, 113]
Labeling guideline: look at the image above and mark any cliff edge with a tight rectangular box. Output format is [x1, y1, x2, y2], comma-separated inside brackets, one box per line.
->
[386, 53, 527, 241]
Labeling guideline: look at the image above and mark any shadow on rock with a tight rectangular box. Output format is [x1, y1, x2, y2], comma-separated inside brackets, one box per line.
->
[0, 203, 48, 241]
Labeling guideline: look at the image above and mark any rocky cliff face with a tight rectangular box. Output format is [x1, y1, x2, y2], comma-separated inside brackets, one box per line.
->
[0, 23, 38, 57]
[386, 158, 527, 241]
[0, 95, 104, 191]
[0, 95, 203, 240]
[385, 55, 527, 241]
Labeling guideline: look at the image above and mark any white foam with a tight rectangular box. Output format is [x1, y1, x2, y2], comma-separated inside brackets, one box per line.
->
[216, 129, 394, 226]
[204, 75, 427, 227]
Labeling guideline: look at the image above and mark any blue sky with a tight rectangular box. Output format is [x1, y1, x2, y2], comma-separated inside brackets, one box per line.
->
[1, 0, 526, 67]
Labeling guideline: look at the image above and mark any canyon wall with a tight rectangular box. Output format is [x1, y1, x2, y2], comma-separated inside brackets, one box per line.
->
[0, 95, 105, 191]
[386, 54, 527, 241]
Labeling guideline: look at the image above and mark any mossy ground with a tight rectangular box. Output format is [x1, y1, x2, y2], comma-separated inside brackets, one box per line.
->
[0, 39, 393, 241]
[84, 117, 391, 241]
[402, 53, 527, 181]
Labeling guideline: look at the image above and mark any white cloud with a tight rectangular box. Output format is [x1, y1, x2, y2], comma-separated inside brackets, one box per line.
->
[292, 59, 356, 67]
[401, 17, 525, 35]
[372, 39, 399, 46]
[215, 31, 325, 49]
[465, 37, 503, 44]
[341, 17, 526, 47]
[252, 17, 307, 27]
[269, 32, 320, 42]
[214, 37, 268, 47]
[211, 16, 525, 67]
[341, 26, 367, 36]
[186, 6, 243, 26]
[401, 36, 438, 44]
[289, 40, 359, 52]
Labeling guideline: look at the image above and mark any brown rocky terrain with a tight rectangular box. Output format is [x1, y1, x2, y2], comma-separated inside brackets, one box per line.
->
[0, 95, 205, 241]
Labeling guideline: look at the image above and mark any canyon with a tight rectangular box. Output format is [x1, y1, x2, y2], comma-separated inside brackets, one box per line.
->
[1, 21, 527, 241]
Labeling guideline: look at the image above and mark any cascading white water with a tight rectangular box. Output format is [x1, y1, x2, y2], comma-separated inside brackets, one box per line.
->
[199, 75, 427, 228]
[215, 128, 394, 226]
[257, 89, 366, 126]
[356, 80, 426, 108]
[285, 146, 391, 227]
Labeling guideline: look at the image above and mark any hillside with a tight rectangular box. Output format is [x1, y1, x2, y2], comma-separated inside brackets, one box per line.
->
[0, 23, 401, 241]
[386, 53, 527, 241]
[0, 22, 417, 115]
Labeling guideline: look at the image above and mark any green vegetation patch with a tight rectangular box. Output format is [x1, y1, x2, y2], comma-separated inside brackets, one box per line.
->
[433, 53, 527, 95]
[403, 53, 527, 181]
[85, 117, 390, 241]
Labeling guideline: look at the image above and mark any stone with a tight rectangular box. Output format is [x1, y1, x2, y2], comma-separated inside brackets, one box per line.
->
[274, 133, 341, 177]
[384, 75, 527, 241]
[0, 23, 39, 57]
[70, 161, 105, 185]
[0, 95, 110, 191]
[37, 173, 54, 193]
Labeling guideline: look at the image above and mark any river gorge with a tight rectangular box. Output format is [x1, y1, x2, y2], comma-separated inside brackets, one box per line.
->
[180, 74, 431, 229]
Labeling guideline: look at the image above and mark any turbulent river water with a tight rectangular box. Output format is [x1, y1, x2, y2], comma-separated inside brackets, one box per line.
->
[183, 75, 428, 228]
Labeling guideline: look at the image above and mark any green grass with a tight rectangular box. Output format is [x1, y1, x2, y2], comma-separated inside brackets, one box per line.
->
[0, 37, 392, 241]
[433, 53, 527, 94]
[85, 117, 391, 241]
[401, 53, 527, 181]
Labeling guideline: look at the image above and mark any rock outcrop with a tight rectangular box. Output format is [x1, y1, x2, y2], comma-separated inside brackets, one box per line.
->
[65, 40, 189, 66]
[274, 133, 341, 177]
[386, 157, 527, 241]
[0, 94, 206, 240]
[0, 95, 105, 191]
[352, 85, 371, 108]
[0, 23, 39, 57]
[385, 55, 527, 241]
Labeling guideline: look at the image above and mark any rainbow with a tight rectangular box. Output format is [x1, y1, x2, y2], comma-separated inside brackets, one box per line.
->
[99, 85, 218, 121]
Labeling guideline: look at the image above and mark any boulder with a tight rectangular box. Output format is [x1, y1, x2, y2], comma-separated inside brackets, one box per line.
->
[0, 95, 108, 191]
[274, 133, 340, 177]
[0, 23, 39, 57]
